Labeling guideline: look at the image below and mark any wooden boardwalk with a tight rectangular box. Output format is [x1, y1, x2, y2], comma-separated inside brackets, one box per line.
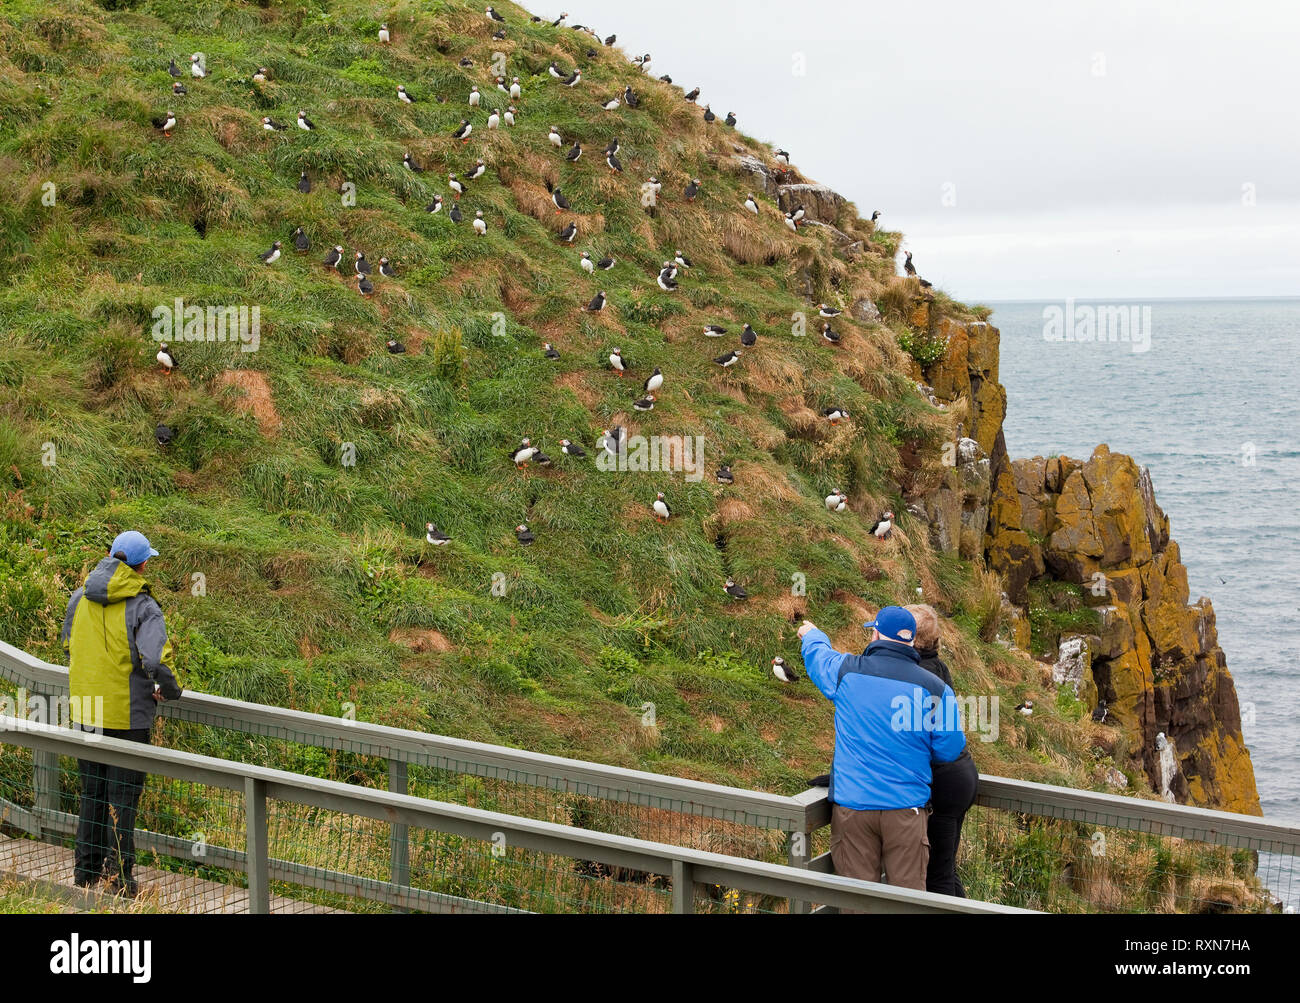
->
[0, 833, 344, 914]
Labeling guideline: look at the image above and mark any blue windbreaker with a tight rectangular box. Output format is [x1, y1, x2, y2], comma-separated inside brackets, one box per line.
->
[800, 628, 967, 811]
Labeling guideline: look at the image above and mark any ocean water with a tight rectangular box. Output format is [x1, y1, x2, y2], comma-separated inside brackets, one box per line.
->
[991, 297, 1300, 909]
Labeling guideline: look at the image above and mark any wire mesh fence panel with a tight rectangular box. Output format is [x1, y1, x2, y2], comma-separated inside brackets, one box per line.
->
[959, 805, 1290, 913]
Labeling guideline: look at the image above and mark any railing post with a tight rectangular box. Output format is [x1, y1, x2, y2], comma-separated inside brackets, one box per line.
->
[671, 859, 694, 914]
[388, 759, 410, 913]
[31, 689, 60, 831]
[244, 777, 270, 914]
[787, 828, 812, 915]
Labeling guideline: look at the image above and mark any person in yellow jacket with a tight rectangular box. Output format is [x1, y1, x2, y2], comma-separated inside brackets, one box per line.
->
[60, 531, 182, 897]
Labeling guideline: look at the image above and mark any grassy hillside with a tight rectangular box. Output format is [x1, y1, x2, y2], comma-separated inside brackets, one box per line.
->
[1, 0, 1135, 798]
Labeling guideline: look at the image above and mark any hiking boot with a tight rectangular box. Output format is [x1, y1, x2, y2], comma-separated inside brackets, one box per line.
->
[102, 875, 140, 899]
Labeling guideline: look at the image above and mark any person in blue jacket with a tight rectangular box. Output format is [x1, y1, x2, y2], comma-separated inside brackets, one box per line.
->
[798, 606, 967, 891]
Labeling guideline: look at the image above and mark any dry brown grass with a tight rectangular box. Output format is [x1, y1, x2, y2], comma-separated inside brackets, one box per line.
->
[214, 369, 281, 437]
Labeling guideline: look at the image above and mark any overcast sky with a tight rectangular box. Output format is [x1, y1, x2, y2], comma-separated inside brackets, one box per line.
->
[542, 0, 1299, 301]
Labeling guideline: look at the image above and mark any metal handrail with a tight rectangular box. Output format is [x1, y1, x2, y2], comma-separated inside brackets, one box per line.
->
[0, 715, 1027, 914]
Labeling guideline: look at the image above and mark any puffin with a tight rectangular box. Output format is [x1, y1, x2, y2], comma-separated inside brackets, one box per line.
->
[156, 343, 176, 374]
[1092, 700, 1108, 723]
[297, 171, 311, 193]
[449, 203, 463, 223]
[606, 150, 623, 172]
[172, 81, 187, 96]
[580, 251, 594, 273]
[190, 54, 205, 78]
[496, 76, 509, 93]
[584, 290, 606, 312]
[608, 347, 625, 375]
[515, 524, 535, 546]
[716, 465, 735, 485]
[565, 140, 582, 162]
[744, 194, 759, 214]
[452, 119, 472, 142]
[378, 22, 390, 43]
[425, 523, 451, 545]
[822, 406, 848, 425]
[783, 212, 798, 232]
[510, 77, 522, 100]
[262, 116, 286, 131]
[725, 111, 737, 126]
[723, 579, 748, 600]
[644, 367, 663, 393]
[402, 152, 423, 172]
[775, 149, 790, 165]
[656, 264, 678, 291]
[559, 221, 578, 243]
[469, 86, 481, 107]
[790, 205, 806, 225]
[533, 451, 552, 467]
[659, 74, 673, 84]
[703, 324, 727, 337]
[259, 241, 281, 265]
[821, 322, 841, 345]
[156, 109, 177, 137]
[357, 274, 374, 296]
[549, 62, 564, 79]
[379, 257, 396, 277]
[493, 26, 507, 41]
[601, 427, 626, 455]
[386, 339, 406, 353]
[1016, 700, 1034, 717]
[600, 95, 620, 111]
[448, 174, 465, 198]
[634, 394, 655, 412]
[323, 245, 343, 270]
[870, 511, 894, 540]
[740, 323, 757, 346]
[168, 57, 181, 77]
[772, 657, 800, 683]
[487, 108, 500, 129]
[459, 57, 474, 68]
[292, 227, 310, 253]
[397, 84, 415, 104]
[155, 424, 174, 446]
[684, 87, 700, 103]
[714, 350, 741, 368]
[560, 439, 587, 459]
[562, 69, 582, 87]
[825, 490, 848, 512]
[296, 109, 315, 131]
[467, 158, 486, 180]
[551, 12, 569, 27]
[623, 85, 639, 108]
[511, 438, 539, 469]
[504, 106, 517, 127]
[818, 303, 843, 318]
[652, 492, 671, 522]
[604, 137, 621, 155]
[544, 342, 561, 361]
[871, 209, 881, 223]
[596, 255, 615, 270]
[605, 33, 616, 45]
[548, 125, 563, 147]
[473, 210, 487, 235]
[703, 105, 716, 123]
[486, 5, 505, 21]
[634, 53, 651, 72]
[674, 250, 692, 269]
[904, 251, 917, 276]
[552, 187, 572, 212]
[354, 251, 371, 275]
[426, 195, 443, 214]
[684, 178, 700, 202]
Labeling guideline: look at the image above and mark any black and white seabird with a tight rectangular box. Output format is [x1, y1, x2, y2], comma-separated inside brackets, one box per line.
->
[740, 323, 757, 346]
[379, 257, 396, 277]
[357, 274, 374, 296]
[297, 171, 311, 193]
[156, 109, 177, 136]
[870, 209, 881, 222]
[559, 221, 578, 243]
[487, 108, 500, 129]
[449, 203, 463, 223]
[452, 119, 472, 142]
[652, 492, 671, 521]
[172, 81, 187, 96]
[564, 140, 583, 164]
[549, 62, 563, 79]
[548, 125, 563, 147]
[703, 324, 727, 337]
[156, 343, 176, 373]
[515, 524, 535, 545]
[904, 251, 917, 277]
[510, 77, 522, 100]
[784, 212, 797, 232]
[723, 579, 748, 600]
[725, 111, 736, 127]
[473, 210, 487, 235]
[261, 116, 286, 131]
[606, 150, 623, 172]
[716, 464, 734, 484]
[448, 173, 465, 198]
[775, 149, 790, 165]
[296, 109, 315, 131]
[1016, 700, 1034, 717]
[604, 33, 616, 45]
[684, 87, 700, 103]
[561, 439, 586, 457]
[190, 54, 205, 78]
[744, 194, 759, 214]
[869, 511, 895, 540]
[657, 264, 678, 291]
[486, 5, 505, 21]
[511, 438, 539, 469]
[562, 68, 581, 87]
[772, 657, 800, 683]
[818, 303, 843, 318]
[323, 245, 343, 270]
[155, 424, 174, 446]
[714, 350, 740, 367]
[600, 95, 620, 111]
[684, 179, 699, 202]
[600, 427, 625, 455]
[608, 347, 625, 374]
[702, 105, 715, 123]
[467, 158, 486, 180]
[623, 85, 639, 108]
[634, 394, 656, 412]
[791, 204, 806, 224]
[386, 339, 406, 354]
[551, 12, 569, 28]
[426, 194, 443, 213]
[378, 22, 390, 43]
[397, 84, 415, 104]
[544, 342, 562, 361]
[504, 106, 517, 126]
[644, 367, 663, 393]
[259, 241, 281, 264]
[825, 490, 848, 512]
[822, 406, 848, 425]
[168, 57, 181, 77]
[821, 322, 841, 345]
[354, 251, 371, 275]
[596, 255, 615, 270]
[292, 227, 310, 253]
[580, 251, 594, 273]
[584, 290, 606, 312]
[469, 85, 481, 107]
[403, 152, 423, 172]
[425, 523, 451, 545]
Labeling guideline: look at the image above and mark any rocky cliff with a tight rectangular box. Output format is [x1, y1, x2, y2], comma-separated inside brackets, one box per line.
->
[912, 315, 1260, 814]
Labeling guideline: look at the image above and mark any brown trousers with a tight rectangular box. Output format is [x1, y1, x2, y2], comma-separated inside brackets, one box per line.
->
[831, 804, 931, 892]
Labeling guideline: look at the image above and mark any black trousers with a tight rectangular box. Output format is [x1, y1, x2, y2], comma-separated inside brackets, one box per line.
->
[926, 754, 979, 896]
[75, 726, 150, 886]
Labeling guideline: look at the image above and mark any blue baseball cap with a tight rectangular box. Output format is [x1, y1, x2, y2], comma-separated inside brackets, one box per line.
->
[110, 531, 159, 567]
[864, 606, 916, 644]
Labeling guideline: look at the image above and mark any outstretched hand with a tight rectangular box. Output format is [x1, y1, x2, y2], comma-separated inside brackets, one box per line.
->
[797, 620, 816, 639]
